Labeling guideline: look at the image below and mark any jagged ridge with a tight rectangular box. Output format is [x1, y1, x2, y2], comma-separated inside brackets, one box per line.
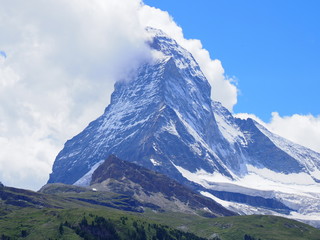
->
[90, 155, 235, 217]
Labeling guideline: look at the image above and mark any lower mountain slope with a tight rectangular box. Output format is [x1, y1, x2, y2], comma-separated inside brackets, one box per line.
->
[1, 183, 320, 240]
[87, 155, 235, 217]
[187, 102, 320, 227]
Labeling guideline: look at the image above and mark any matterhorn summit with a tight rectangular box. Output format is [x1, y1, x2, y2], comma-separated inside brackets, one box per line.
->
[49, 28, 320, 227]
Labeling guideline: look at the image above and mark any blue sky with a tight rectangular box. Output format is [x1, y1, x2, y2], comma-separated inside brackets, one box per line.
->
[144, 0, 320, 121]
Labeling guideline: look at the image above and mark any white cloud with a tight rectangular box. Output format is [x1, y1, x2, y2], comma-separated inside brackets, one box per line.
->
[0, 0, 150, 190]
[234, 113, 266, 125]
[267, 112, 320, 153]
[235, 112, 320, 153]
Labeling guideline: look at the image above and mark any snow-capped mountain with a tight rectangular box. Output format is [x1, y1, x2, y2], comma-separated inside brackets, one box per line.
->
[49, 28, 246, 185]
[48, 28, 320, 226]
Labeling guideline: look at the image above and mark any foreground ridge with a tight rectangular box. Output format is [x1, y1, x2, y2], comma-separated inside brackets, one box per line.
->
[1, 183, 320, 239]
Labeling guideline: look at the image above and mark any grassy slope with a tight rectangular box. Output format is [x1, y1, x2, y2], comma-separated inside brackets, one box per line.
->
[143, 211, 320, 240]
[1, 184, 320, 240]
[0, 207, 207, 240]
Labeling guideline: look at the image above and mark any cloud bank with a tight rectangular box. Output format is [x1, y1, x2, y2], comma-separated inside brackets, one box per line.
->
[0, 0, 318, 190]
[0, 0, 149, 190]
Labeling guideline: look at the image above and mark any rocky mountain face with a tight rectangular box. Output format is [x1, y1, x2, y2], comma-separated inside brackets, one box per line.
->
[89, 155, 235, 216]
[48, 28, 249, 186]
[48, 28, 320, 226]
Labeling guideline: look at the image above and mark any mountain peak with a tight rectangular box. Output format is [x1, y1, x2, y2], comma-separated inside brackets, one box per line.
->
[48, 28, 232, 184]
[147, 27, 207, 81]
[48, 28, 320, 226]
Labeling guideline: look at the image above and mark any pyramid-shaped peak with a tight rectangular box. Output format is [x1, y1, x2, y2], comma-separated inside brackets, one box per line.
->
[48, 28, 229, 184]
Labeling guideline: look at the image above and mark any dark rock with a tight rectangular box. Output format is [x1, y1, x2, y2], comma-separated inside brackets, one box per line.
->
[90, 155, 235, 217]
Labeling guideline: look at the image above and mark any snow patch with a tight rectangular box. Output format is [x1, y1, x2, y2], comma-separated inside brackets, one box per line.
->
[175, 163, 320, 223]
[175, 164, 320, 196]
[212, 101, 247, 146]
[162, 120, 179, 137]
[159, 104, 166, 111]
[246, 165, 315, 185]
[202, 191, 320, 227]
[74, 160, 104, 186]
[150, 158, 161, 166]
[214, 112, 246, 145]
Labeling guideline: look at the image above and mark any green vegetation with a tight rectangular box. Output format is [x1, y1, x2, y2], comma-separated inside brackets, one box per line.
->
[1, 184, 320, 240]
[143, 210, 320, 240]
[0, 208, 206, 240]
